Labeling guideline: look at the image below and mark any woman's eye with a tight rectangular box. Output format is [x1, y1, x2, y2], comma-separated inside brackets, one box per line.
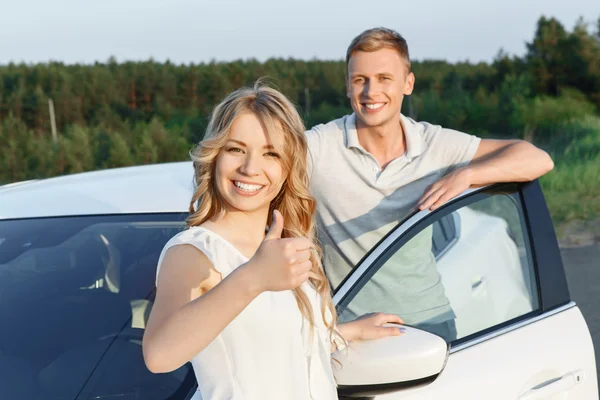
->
[265, 152, 280, 158]
[226, 147, 243, 153]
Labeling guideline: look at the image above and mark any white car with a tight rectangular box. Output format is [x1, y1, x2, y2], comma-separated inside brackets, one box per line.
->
[0, 162, 596, 399]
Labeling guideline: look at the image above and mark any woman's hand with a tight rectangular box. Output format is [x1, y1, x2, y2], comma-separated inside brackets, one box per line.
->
[338, 312, 404, 342]
[244, 210, 313, 294]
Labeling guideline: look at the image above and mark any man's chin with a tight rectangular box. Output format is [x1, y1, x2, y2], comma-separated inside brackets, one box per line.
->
[355, 113, 393, 129]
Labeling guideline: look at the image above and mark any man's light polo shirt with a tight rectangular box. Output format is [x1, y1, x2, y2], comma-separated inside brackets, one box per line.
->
[306, 113, 480, 325]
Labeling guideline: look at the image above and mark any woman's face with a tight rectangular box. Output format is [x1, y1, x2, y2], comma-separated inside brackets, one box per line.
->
[215, 112, 285, 214]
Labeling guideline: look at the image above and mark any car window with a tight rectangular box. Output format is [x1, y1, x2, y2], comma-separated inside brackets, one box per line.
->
[0, 214, 196, 400]
[431, 213, 458, 258]
[336, 191, 539, 343]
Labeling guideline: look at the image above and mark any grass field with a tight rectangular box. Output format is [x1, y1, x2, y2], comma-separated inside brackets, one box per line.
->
[539, 116, 600, 243]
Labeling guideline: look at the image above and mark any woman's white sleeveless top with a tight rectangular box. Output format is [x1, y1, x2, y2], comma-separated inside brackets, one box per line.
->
[155, 227, 338, 400]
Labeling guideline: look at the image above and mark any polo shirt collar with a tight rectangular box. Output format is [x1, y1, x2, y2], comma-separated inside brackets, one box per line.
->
[344, 114, 362, 149]
[401, 114, 427, 160]
[344, 113, 427, 161]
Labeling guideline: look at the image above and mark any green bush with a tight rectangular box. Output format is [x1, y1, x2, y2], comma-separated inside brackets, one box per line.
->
[516, 93, 597, 141]
[540, 116, 600, 226]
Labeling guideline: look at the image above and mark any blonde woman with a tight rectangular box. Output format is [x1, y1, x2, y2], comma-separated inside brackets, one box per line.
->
[142, 82, 403, 400]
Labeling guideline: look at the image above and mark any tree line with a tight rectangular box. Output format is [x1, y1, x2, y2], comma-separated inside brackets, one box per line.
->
[0, 15, 599, 184]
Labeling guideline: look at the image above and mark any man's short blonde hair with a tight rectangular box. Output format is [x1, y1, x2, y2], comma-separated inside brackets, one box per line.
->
[346, 27, 411, 71]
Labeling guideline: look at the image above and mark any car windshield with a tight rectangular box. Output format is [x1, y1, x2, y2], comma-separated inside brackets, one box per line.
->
[0, 214, 196, 400]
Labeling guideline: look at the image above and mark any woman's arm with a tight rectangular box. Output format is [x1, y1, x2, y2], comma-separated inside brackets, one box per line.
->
[142, 245, 259, 373]
[143, 211, 314, 373]
[335, 312, 404, 351]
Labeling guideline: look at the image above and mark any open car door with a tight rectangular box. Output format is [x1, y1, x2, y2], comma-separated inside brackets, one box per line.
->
[332, 181, 597, 399]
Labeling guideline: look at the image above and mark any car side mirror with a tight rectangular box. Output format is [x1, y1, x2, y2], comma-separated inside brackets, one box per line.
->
[333, 325, 448, 398]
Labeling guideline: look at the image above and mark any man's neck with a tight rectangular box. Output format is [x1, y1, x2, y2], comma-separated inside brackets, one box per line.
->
[356, 117, 407, 169]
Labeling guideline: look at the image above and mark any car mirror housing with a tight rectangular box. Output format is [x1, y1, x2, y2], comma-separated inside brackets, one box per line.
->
[334, 325, 448, 397]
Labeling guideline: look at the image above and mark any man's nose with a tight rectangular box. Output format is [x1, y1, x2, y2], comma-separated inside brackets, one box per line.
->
[363, 80, 380, 98]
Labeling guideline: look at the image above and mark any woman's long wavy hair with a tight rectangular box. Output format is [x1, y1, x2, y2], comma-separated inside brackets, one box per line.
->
[187, 81, 340, 344]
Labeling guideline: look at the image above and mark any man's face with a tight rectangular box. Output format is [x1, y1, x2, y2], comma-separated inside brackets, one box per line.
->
[346, 48, 414, 129]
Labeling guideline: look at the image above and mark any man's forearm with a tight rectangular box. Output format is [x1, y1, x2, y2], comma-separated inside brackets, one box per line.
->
[463, 140, 554, 186]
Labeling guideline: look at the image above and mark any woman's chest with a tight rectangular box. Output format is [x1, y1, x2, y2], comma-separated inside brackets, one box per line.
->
[228, 289, 305, 338]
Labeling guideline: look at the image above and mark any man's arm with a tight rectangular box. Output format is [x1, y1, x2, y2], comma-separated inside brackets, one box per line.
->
[417, 139, 554, 211]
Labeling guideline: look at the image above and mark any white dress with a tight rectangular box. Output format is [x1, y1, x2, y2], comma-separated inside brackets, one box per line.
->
[155, 226, 338, 400]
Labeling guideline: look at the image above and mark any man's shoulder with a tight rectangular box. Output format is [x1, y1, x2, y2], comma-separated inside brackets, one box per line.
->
[403, 115, 442, 132]
[402, 115, 442, 144]
[306, 114, 350, 138]
[303, 115, 350, 174]
[402, 115, 480, 168]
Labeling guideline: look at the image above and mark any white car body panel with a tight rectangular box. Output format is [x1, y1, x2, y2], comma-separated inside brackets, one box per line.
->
[0, 162, 194, 219]
[375, 306, 597, 399]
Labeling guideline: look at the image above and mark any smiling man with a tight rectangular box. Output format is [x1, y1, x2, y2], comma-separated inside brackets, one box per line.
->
[305, 27, 554, 340]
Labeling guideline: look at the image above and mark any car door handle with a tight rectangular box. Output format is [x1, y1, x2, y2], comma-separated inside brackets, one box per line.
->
[471, 277, 486, 291]
[518, 370, 584, 400]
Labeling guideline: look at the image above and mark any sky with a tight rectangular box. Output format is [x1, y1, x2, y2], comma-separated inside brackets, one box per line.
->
[0, 0, 599, 65]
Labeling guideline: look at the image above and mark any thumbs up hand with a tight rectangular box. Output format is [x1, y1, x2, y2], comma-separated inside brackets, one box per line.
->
[264, 209, 285, 241]
[246, 210, 313, 294]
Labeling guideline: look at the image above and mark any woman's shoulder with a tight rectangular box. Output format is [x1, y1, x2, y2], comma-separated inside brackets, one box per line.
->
[157, 226, 246, 280]
[161, 225, 233, 260]
[153, 227, 219, 287]
[156, 227, 220, 275]
[166, 225, 212, 245]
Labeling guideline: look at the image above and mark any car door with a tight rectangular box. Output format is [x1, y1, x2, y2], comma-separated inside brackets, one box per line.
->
[333, 181, 597, 399]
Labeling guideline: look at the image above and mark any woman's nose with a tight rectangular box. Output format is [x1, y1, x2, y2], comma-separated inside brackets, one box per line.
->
[239, 154, 260, 176]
